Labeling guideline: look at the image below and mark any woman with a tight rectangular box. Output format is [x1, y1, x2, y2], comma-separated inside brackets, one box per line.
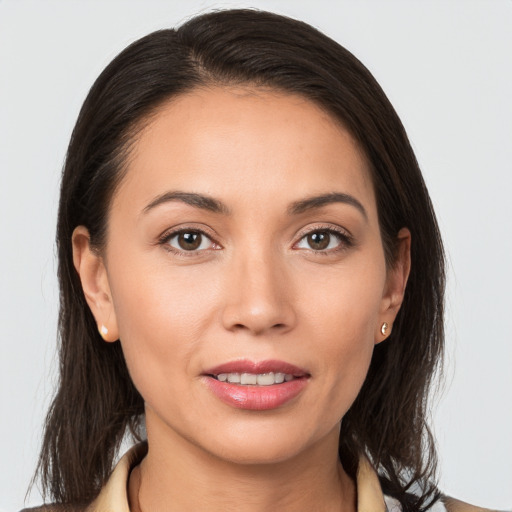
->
[25, 9, 491, 512]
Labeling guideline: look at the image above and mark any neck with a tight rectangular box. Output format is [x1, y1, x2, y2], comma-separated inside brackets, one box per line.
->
[129, 413, 356, 512]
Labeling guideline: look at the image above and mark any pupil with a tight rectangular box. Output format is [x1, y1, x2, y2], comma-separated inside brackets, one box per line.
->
[179, 232, 201, 250]
[308, 232, 330, 250]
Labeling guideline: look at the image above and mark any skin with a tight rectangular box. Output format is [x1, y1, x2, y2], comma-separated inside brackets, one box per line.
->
[72, 86, 410, 512]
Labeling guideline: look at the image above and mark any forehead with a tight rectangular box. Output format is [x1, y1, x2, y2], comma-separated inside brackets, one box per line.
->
[114, 86, 376, 218]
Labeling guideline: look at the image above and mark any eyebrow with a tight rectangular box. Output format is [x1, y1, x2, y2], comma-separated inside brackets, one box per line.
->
[143, 191, 231, 215]
[142, 190, 367, 220]
[288, 192, 368, 220]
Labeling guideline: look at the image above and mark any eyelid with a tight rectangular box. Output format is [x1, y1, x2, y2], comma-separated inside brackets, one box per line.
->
[292, 223, 354, 252]
[157, 225, 222, 255]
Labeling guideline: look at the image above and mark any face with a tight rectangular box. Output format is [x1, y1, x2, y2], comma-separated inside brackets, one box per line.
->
[74, 86, 409, 465]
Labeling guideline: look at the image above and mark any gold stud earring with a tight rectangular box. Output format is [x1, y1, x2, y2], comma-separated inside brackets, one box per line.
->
[99, 324, 109, 338]
[380, 322, 389, 336]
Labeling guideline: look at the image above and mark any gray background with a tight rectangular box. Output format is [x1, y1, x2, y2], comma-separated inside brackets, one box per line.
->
[1, 1, 511, 510]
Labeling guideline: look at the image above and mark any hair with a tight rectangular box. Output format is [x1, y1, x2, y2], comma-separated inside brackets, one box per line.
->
[34, 9, 445, 512]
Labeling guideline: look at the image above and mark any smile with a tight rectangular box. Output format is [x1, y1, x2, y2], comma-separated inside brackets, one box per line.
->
[213, 372, 296, 385]
[203, 360, 309, 410]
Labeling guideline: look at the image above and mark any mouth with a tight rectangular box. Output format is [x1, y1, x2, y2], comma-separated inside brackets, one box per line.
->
[203, 359, 309, 384]
[211, 372, 298, 386]
[202, 359, 310, 410]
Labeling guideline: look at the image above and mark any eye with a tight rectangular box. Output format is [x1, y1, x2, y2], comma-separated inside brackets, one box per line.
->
[295, 228, 351, 252]
[163, 230, 218, 253]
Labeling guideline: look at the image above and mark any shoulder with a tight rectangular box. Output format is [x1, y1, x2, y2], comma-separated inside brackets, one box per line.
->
[21, 442, 148, 512]
[442, 496, 501, 512]
[384, 493, 498, 512]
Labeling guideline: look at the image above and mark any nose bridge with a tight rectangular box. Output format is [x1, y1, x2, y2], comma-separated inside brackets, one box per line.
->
[222, 242, 295, 335]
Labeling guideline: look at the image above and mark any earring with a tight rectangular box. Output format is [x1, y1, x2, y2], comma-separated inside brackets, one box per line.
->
[99, 324, 109, 338]
[380, 322, 389, 336]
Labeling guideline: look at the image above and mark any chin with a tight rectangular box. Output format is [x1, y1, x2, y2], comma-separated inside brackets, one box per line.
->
[212, 438, 307, 466]
[195, 421, 325, 466]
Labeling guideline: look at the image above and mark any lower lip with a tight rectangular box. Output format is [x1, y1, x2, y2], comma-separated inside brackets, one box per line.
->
[204, 377, 308, 410]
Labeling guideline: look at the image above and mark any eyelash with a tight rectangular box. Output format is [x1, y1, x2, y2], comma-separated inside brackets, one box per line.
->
[158, 227, 220, 257]
[293, 225, 354, 255]
[158, 225, 354, 257]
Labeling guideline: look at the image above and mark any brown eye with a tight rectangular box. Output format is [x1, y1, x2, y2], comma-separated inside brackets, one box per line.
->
[178, 232, 202, 250]
[306, 231, 331, 250]
[295, 228, 349, 252]
[166, 230, 213, 252]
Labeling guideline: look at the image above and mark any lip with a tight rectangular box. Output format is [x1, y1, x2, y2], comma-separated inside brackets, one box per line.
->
[202, 359, 310, 411]
[203, 359, 309, 377]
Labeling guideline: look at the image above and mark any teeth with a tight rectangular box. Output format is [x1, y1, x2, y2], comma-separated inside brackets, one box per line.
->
[241, 373, 257, 385]
[256, 373, 275, 385]
[275, 373, 285, 384]
[214, 372, 294, 385]
[228, 373, 241, 383]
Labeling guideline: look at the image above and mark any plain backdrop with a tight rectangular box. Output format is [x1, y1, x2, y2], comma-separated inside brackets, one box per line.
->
[1, 1, 511, 510]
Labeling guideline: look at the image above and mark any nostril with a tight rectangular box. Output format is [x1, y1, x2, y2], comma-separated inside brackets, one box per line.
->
[235, 322, 286, 328]
[222, 298, 296, 335]
[230, 322, 287, 333]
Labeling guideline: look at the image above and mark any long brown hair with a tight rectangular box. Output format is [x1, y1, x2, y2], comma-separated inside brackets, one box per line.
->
[34, 9, 445, 511]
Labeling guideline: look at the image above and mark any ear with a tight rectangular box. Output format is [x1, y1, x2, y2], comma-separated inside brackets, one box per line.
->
[72, 226, 119, 342]
[376, 227, 411, 344]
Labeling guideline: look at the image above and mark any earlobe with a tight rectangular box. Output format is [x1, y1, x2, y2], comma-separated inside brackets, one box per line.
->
[72, 226, 119, 342]
[376, 227, 411, 344]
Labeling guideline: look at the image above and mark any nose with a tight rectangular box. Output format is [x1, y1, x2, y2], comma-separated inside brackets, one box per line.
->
[221, 250, 296, 336]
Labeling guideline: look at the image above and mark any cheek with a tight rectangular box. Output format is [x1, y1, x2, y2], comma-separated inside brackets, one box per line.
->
[299, 260, 385, 416]
[107, 254, 222, 395]
[301, 254, 385, 346]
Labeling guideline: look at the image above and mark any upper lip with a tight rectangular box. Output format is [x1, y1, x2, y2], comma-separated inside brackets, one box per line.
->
[203, 359, 309, 377]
